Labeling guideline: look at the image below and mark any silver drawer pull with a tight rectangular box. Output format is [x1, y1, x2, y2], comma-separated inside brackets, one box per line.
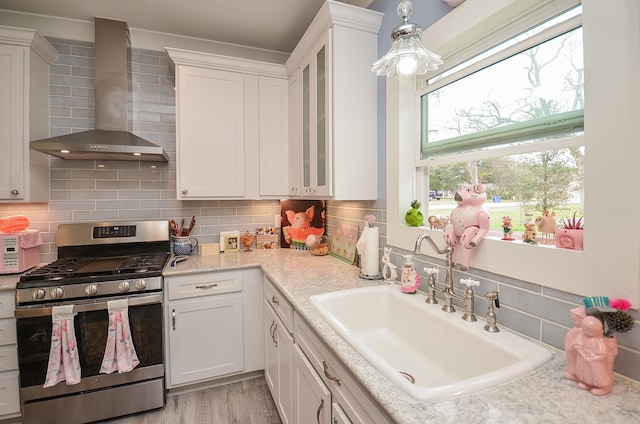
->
[323, 360, 341, 386]
[172, 309, 176, 330]
[271, 295, 280, 305]
[195, 283, 218, 289]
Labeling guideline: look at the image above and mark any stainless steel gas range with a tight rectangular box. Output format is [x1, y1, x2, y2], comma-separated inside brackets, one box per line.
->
[15, 220, 170, 424]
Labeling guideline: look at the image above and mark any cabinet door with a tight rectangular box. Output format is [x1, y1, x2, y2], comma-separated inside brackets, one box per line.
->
[168, 293, 243, 386]
[332, 402, 353, 424]
[176, 66, 245, 198]
[264, 301, 293, 424]
[300, 33, 332, 198]
[293, 344, 331, 424]
[288, 68, 301, 196]
[259, 76, 289, 196]
[0, 44, 25, 200]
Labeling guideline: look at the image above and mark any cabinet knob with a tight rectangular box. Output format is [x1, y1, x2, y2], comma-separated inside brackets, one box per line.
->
[181, 188, 188, 195]
[10, 189, 19, 196]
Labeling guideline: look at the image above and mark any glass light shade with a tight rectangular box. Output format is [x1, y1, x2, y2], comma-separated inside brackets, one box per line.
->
[372, 36, 443, 77]
[372, 0, 443, 78]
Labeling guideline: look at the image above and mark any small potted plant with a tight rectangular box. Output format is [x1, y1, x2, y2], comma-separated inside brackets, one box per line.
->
[405, 200, 424, 227]
[555, 211, 583, 250]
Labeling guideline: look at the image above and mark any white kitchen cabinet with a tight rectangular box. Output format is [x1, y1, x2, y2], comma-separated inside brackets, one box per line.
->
[0, 291, 19, 419]
[166, 48, 289, 200]
[259, 76, 290, 196]
[285, 1, 382, 200]
[164, 269, 264, 389]
[294, 312, 392, 424]
[293, 344, 331, 424]
[0, 27, 58, 202]
[332, 402, 353, 424]
[264, 277, 294, 424]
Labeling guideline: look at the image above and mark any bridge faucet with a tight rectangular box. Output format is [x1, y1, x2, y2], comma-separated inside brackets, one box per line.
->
[414, 233, 477, 321]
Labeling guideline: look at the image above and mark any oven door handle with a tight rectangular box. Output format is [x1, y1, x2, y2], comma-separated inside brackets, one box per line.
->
[14, 293, 162, 319]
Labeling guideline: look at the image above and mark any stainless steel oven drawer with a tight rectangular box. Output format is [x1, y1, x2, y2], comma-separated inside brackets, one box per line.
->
[21, 377, 165, 424]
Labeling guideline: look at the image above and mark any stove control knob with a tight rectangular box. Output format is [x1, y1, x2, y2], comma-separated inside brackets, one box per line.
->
[135, 280, 146, 290]
[32, 289, 46, 300]
[50, 287, 64, 299]
[85, 284, 98, 296]
[119, 281, 130, 292]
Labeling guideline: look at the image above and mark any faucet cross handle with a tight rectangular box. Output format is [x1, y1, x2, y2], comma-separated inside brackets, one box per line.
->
[460, 278, 479, 288]
[424, 267, 439, 276]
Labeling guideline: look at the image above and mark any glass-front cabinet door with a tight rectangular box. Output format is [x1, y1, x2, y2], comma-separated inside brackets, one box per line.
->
[299, 33, 331, 197]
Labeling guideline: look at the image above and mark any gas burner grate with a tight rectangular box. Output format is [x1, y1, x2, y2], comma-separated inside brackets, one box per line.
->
[116, 252, 170, 274]
[20, 257, 95, 282]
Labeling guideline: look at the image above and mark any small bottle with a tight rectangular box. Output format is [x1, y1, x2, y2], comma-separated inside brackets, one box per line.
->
[400, 254, 420, 294]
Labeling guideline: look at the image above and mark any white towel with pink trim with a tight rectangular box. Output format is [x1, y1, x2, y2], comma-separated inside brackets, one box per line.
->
[44, 305, 81, 388]
[100, 299, 140, 374]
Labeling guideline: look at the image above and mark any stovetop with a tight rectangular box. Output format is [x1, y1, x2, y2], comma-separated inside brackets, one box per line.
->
[17, 252, 170, 288]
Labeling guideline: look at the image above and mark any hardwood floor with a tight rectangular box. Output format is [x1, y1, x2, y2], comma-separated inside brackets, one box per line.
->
[100, 377, 282, 424]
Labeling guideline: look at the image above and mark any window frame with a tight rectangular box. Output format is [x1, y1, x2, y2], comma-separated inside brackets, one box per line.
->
[385, 0, 640, 304]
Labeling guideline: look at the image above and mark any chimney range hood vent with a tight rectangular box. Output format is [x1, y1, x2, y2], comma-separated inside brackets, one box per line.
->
[31, 18, 169, 162]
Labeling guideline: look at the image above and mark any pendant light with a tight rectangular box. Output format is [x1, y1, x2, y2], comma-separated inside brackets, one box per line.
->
[372, 0, 443, 77]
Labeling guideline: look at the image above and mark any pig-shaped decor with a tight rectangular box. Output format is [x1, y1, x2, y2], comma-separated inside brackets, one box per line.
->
[444, 183, 491, 270]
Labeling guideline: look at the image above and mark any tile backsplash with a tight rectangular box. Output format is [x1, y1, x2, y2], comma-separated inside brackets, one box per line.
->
[0, 38, 637, 383]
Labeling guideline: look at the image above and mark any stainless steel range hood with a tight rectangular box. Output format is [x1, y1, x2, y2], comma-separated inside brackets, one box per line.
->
[31, 18, 169, 162]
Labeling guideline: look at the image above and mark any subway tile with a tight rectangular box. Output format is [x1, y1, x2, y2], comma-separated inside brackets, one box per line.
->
[500, 285, 575, 327]
[497, 306, 542, 340]
[118, 190, 161, 200]
[73, 210, 119, 222]
[72, 190, 118, 200]
[96, 200, 140, 210]
[614, 347, 640, 381]
[96, 180, 140, 190]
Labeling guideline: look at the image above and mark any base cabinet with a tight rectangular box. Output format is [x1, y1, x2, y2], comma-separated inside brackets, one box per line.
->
[293, 344, 331, 424]
[0, 292, 19, 419]
[293, 312, 392, 424]
[164, 269, 263, 389]
[168, 293, 244, 386]
[264, 279, 294, 424]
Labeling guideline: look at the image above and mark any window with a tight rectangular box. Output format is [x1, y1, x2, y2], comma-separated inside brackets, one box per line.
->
[386, 0, 640, 302]
[418, 7, 584, 235]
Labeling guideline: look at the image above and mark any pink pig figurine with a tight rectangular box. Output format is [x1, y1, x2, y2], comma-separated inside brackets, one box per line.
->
[444, 183, 491, 270]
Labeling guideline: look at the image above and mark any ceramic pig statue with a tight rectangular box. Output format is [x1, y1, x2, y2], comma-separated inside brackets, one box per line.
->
[444, 183, 491, 270]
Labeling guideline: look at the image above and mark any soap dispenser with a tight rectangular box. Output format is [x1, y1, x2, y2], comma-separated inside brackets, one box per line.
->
[400, 254, 420, 294]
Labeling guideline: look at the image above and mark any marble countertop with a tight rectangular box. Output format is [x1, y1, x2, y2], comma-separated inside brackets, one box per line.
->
[4, 251, 638, 423]
[164, 249, 640, 424]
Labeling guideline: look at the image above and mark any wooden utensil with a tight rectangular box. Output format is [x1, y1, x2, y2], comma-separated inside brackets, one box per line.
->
[187, 216, 196, 236]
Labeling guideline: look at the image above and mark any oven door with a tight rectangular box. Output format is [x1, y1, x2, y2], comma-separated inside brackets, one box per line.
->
[15, 293, 164, 406]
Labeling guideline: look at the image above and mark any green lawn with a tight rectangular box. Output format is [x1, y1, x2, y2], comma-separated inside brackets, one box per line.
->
[426, 198, 581, 233]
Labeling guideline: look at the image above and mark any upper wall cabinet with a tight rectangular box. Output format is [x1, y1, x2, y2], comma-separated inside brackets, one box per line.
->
[0, 27, 58, 203]
[166, 49, 289, 200]
[285, 1, 382, 200]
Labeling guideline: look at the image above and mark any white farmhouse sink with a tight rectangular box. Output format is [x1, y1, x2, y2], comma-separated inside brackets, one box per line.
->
[309, 285, 552, 402]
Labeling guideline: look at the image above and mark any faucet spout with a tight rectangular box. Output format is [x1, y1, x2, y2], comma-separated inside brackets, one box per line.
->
[414, 232, 477, 320]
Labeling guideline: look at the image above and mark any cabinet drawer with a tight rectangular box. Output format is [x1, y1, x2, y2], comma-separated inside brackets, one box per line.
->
[264, 278, 294, 334]
[0, 319, 16, 347]
[0, 292, 15, 319]
[166, 271, 243, 300]
[0, 371, 20, 416]
[0, 346, 17, 373]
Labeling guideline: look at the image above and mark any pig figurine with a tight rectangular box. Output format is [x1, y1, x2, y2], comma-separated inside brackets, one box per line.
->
[444, 184, 491, 270]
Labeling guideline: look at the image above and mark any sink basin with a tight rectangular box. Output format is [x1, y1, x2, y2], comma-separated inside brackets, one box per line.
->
[309, 285, 552, 402]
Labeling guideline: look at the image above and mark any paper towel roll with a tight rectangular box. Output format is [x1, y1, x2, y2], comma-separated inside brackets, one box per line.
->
[356, 226, 379, 277]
